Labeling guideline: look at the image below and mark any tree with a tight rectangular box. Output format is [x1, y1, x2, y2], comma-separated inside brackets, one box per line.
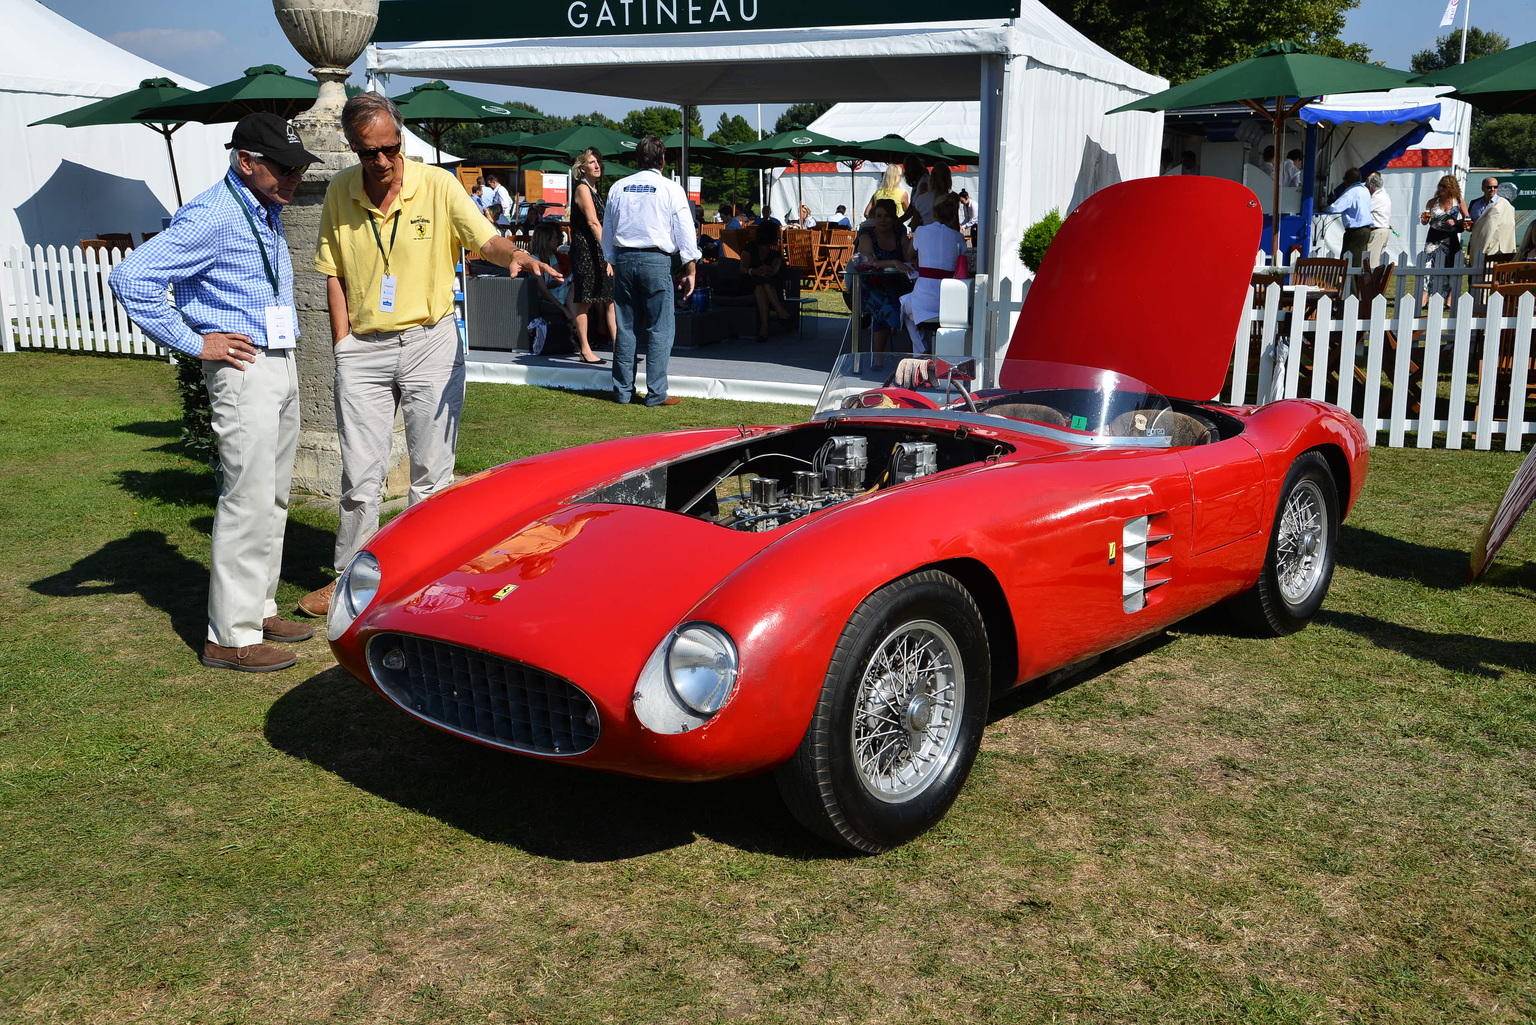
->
[1412, 27, 1513, 148]
[1041, 0, 1370, 84]
[1410, 26, 1510, 74]
[774, 103, 833, 134]
[703, 112, 761, 206]
[1473, 115, 1536, 170]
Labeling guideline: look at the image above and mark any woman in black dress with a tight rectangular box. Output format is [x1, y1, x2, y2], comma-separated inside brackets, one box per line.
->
[570, 147, 615, 364]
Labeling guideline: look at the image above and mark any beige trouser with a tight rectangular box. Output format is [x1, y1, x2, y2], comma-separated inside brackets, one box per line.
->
[203, 347, 299, 647]
[1368, 227, 1391, 269]
[333, 316, 463, 573]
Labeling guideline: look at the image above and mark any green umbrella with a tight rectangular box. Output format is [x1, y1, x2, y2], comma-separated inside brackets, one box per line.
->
[29, 77, 194, 205]
[1409, 37, 1536, 115]
[516, 122, 641, 160]
[829, 133, 946, 165]
[735, 127, 853, 219]
[390, 80, 543, 163]
[1109, 40, 1415, 260]
[689, 141, 791, 209]
[924, 137, 981, 164]
[136, 64, 319, 124]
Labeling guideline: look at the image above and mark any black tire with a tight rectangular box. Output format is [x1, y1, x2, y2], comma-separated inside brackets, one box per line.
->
[776, 570, 990, 853]
[1232, 451, 1339, 636]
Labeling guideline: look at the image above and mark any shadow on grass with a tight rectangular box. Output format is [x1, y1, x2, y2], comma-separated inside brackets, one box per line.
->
[30, 529, 209, 651]
[1337, 524, 1468, 590]
[265, 667, 836, 863]
[1317, 609, 1536, 678]
[115, 467, 216, 506]
[114, 419, 179, 439]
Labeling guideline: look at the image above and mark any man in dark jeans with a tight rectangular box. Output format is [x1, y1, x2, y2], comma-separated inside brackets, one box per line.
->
[600, 135, 701, 406]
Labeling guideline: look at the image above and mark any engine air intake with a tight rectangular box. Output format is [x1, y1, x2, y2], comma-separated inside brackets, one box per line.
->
[367, 634, 600, 756]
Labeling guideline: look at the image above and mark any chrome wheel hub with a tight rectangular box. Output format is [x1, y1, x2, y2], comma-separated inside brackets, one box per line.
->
[1276, 480, 1328, 605]
[852, 620, 964, 802]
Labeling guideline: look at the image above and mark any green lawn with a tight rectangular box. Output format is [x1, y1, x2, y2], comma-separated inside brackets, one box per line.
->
[1, 352, 1533, 1024]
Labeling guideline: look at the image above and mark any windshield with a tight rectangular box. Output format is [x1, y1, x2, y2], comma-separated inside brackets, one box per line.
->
[814, 354, 1184, 447]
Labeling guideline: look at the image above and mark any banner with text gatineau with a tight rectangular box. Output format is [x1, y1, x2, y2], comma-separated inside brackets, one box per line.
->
[374, 0, 1021, 42]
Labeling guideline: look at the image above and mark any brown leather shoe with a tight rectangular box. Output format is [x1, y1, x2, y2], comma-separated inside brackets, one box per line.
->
[297, 580, 336, 618]
[648, 396, 681, 406]
[201, 642, 297, 673]
[263, 616, 314, 642]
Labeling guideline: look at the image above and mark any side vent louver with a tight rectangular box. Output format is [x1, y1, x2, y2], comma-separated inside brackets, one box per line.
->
[1122, 514, 1173, 613]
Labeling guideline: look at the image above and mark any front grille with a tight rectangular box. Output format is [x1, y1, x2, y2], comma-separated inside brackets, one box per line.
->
[367, 634, 600, 756]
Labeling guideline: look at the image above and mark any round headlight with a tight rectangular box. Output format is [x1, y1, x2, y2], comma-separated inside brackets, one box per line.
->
[665, 623, 738, 716]
[327, 551, 381, 641]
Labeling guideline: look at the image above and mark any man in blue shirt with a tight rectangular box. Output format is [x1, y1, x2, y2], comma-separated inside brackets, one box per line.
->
[110, 113, 319, 673]
[1323, 167, 1373, 276]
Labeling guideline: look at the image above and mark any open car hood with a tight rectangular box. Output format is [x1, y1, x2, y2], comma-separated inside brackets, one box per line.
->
[1007, 176, 1262, 401]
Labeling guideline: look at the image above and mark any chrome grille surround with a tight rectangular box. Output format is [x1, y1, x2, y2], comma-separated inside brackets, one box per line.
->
[366, 633, 600, 756]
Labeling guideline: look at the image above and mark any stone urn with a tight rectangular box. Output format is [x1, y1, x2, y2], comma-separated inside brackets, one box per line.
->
[272, 0, 379, 162]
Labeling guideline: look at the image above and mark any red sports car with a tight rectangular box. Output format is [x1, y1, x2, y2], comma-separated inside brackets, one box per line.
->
[327, 176, 1368, 853]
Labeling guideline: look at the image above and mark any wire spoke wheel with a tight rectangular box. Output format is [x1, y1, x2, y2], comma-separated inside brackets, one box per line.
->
[1275, 478, 1328, 605]
[1230, 451, 1339, 637]
[776, 570, 990, 853]
[852, 620, 964, 802]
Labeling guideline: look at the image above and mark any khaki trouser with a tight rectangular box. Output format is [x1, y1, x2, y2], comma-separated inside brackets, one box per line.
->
[333, 316, 463, 573]
[203, 347, 299, 647]
[1367, 227, 1391, 269]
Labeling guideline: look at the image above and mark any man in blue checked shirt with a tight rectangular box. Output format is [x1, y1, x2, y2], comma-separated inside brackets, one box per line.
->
[110, 113, 320, 673]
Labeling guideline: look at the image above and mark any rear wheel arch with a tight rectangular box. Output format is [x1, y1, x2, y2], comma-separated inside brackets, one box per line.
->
[1311, 443, 1353, 515]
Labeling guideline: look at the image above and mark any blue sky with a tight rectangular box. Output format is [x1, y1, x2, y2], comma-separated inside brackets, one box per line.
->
[38, 0, 1536, 126]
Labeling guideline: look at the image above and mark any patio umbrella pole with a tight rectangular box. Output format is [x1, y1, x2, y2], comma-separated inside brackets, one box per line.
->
[1242, 96, 1309, 265]
[156, 123, 184, 207]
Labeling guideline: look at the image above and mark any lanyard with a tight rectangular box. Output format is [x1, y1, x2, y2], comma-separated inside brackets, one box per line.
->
[223, 177, 279, 299]
[369, 209, 401, 274]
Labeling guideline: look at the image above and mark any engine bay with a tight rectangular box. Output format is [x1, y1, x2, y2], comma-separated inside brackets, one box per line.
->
[578, 424, 1008, 531]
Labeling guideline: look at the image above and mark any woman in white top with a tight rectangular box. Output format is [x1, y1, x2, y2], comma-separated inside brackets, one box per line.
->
[901, 192, 966, 354]
[910, 163, 952, 231]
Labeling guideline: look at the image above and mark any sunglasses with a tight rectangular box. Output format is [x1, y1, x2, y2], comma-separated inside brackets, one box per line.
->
[353, 143, 402, 161]
[259, 157, 309, 177]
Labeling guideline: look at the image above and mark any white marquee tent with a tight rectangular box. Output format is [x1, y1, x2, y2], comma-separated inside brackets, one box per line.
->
[0, 0, 232, 258]
[2, 0, 453, 265]
[368, 3, 1167, 352]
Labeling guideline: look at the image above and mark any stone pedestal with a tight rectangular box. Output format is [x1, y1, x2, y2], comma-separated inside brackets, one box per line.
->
[273, 0, 406, 504]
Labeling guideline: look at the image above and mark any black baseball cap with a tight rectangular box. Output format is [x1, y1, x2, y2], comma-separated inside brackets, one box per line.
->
[226, 112, 319, 166]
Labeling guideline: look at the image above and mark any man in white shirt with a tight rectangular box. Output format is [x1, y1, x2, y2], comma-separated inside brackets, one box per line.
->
[482, 172, 514, 234]
[1281, 149, 1303, 189]
[602, 135, 701, 406]
[1366, 172, 1393, 269]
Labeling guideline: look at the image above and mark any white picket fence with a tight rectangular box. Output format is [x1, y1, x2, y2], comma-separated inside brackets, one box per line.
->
[5, 247, 1533, 450]
[1, 244, 157, 356]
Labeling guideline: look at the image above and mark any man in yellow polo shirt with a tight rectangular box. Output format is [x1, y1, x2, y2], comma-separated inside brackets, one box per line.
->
[299, 92, 555, 618]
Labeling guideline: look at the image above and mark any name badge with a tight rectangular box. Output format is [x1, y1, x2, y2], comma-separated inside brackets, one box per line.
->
[379, 274, 397, 313]
[265, 305, 296, 349]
